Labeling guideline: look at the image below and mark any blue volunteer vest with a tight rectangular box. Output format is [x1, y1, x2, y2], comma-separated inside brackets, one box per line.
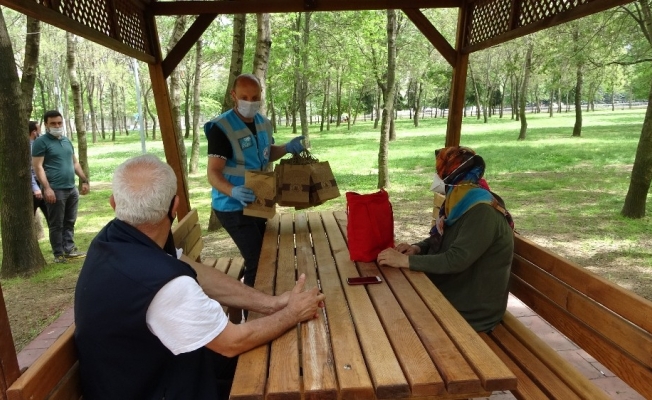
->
[204, 109, 272, 211]
[74, 219, 225, 400]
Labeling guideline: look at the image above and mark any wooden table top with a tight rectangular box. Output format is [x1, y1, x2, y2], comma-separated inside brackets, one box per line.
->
[230, 210, 516, 400]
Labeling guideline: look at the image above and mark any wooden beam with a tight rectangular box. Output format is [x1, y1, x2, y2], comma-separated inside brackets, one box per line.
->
[0, 0, 155, 63]
[148, 62, 191, 220]
[463, 0, 635, 53]
[151, 0, 460, 15]
[402, 9, 456, 67]
[162, 14, 217, 79]
[445, 4, 469, 146]
[0, 283, 20, 400]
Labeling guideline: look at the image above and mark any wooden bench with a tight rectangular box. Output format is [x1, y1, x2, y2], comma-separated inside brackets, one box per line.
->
[432, 193, 652, 399]
[5, 209, 244, 400]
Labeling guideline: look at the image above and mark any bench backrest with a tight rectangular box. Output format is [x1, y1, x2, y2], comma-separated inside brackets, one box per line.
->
[511, 234, 652, 398]
[6, 325, 80, 400]
[172, 209, 203, 261]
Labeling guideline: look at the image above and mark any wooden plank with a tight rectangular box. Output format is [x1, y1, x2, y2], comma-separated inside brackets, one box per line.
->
[404, 269, 517, 392]
[512, 255, 652, 368]
[202, 257, 218, 268]
[307, 212, 374, 400]
[48, 362, 82, 400]
[182, 223, 202, 252]
[445, 1, 469, 147]
[319, 212, 410, 399]
[214, 258, 230, 273]
[148, 62, 191, 219]
[479, 333, 549, 400]
[230, 216, 280, 400]
[294, 214, 338, 400]
[514, 235, 652, 335]
[0, 283, 20, 398]
[151, 0, 461, 15]
[510, 276, 652, 399]
[490, 325, 582, 400]
[501, 312, 612, 400]
[402, 9, 456, 66]
[358, 262, 445, 397]
[267, 214, 301, 400]
[226, 257, 244, 279]
[172, 209, 198, 246]
[185, 235, 203, 261]
[7, 326, 77, 400]
[379, 266, 472, 395]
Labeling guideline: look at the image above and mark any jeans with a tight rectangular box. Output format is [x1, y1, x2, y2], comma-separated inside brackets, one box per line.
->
[214, 209, 266, 287]
[45, 188, 79, 256]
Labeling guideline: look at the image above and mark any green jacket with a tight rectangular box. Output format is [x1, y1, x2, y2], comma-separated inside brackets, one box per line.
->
[409, 203, 513, 332]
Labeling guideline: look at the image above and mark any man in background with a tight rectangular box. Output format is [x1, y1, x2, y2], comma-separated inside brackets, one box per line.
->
[29, 121, 47, 218]
[32, 110, 90, 263]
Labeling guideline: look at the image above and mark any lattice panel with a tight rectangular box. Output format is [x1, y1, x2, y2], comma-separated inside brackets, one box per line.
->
[36, 0, 148, 54]
[466, 0, 512, 46]
[466, 0, 595, 47]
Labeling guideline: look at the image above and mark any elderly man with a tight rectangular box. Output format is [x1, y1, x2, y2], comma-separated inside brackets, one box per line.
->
[74, 154, 324, 400]
[32, 110, 89, 263]
[205, 73, 304, 288]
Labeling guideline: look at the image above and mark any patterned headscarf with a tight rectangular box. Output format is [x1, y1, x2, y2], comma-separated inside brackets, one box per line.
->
[429, 146, 514, 250]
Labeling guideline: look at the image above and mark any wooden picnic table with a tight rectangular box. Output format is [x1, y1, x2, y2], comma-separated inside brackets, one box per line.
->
[229, 210, 517, 400]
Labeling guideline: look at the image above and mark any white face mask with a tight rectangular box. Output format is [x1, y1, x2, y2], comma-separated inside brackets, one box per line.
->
[430, 173, 446, 194]
[236, 100, 261, 119]
[48, 127, 64, 137]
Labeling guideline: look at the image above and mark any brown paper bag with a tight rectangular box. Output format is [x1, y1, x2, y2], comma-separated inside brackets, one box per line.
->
[243, 170, 276, 219]
[277, 164, 311, 206]
[310, 161, 340, 203]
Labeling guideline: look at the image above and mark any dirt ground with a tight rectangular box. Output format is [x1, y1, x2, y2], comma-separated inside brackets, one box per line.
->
[4, 202, 651, 352]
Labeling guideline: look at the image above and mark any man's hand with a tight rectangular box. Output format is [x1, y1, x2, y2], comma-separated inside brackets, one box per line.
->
[80, 182, 90, 195]
[231, 186, 255, 206]
[377, 248, 410, 269]
[285, 136, 305, 154]
[43, 187, 56, 204]
[287, 274, 325, 322]
[33, 189, 42, 200]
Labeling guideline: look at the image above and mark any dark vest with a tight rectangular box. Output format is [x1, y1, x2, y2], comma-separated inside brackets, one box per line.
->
[74, 219, 222, 400]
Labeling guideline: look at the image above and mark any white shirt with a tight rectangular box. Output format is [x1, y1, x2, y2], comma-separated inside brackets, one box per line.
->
[146, 276, 228, 355]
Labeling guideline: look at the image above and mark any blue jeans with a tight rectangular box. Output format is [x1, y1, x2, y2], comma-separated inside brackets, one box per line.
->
[214, 210, 266, 287]
[45, 188, 79, 256]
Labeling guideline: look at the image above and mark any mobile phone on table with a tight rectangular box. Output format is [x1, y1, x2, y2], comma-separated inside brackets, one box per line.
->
[347, 276, 382, 285]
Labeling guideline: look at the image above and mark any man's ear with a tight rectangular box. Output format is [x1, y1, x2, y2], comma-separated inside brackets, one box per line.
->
[109, 195, 116, 211]
[171, 195, 180, 218]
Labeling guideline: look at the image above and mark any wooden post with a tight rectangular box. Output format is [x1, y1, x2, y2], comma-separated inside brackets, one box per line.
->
[445, 3, 469, 147]
[144, 14, 191, 219]
[0, 284, 20, 399]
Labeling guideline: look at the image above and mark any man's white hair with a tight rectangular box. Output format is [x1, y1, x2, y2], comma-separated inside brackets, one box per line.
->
[112, 154, 177, 226]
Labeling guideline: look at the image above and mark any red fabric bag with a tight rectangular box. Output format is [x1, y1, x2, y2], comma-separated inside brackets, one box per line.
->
[346, 189, 395, 262]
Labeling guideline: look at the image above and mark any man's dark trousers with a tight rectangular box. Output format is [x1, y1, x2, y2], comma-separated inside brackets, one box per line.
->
[45, 188, 79, 256]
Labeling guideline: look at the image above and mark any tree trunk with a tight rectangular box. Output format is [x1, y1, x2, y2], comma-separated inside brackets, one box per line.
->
[378, 10, 397, 189]
[66, 33, 90, 186]
[120, 86, 129, 136]
[144, 85, 157, 140]
[0, 9, 46, 277]
[21, 16, 40, 118]
[413, 81, 422, 127]
[572, 40, 583, 137]
[223, 14, 246, 112]
[168, 15, 188, 177]
[621, 75, 652, 218]
[99, 79, 106, 139]
[268, 83, 277, 133]
[87, 74, 97, 143]
[110, 82, 116, 141]
[518, 42, 533, 140]
[320, 75, 329, 132]
[469, 64, 482, 120]
[184, 68, 191, 139]
[297, 12, 311, 144]
[374, 86, 380, 129]
[190, 40, 202, 174]
[549, 87, 554, 117]
[253, 13, 271, 115]
[335, 71, 342, 127]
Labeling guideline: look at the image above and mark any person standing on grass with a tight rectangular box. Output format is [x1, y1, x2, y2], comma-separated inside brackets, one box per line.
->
[32, 110, 90, 263]
[204, 73, 305, 288]
[29, 120, 48, 219]
[74, 154, 325, 400]
[377, 146, 514, 333]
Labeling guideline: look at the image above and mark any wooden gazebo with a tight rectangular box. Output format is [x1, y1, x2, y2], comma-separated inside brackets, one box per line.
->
[0, 0, 636, 397]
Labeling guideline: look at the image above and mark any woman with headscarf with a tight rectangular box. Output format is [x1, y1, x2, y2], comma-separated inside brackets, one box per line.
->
[377, 146, 514, 332]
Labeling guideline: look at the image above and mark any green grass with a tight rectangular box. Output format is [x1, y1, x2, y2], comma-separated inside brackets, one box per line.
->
[2, 108, 652, 298]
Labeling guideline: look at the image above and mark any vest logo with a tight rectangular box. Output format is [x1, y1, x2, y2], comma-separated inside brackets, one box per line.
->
[263, 147, 269, 159]
[239, 136, 253, 150]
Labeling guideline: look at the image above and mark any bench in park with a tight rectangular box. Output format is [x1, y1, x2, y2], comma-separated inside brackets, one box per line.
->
[5, 207, 652, 399]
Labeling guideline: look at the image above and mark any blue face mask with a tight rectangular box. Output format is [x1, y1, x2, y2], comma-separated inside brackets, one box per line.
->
[236, 100, 261, 119]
